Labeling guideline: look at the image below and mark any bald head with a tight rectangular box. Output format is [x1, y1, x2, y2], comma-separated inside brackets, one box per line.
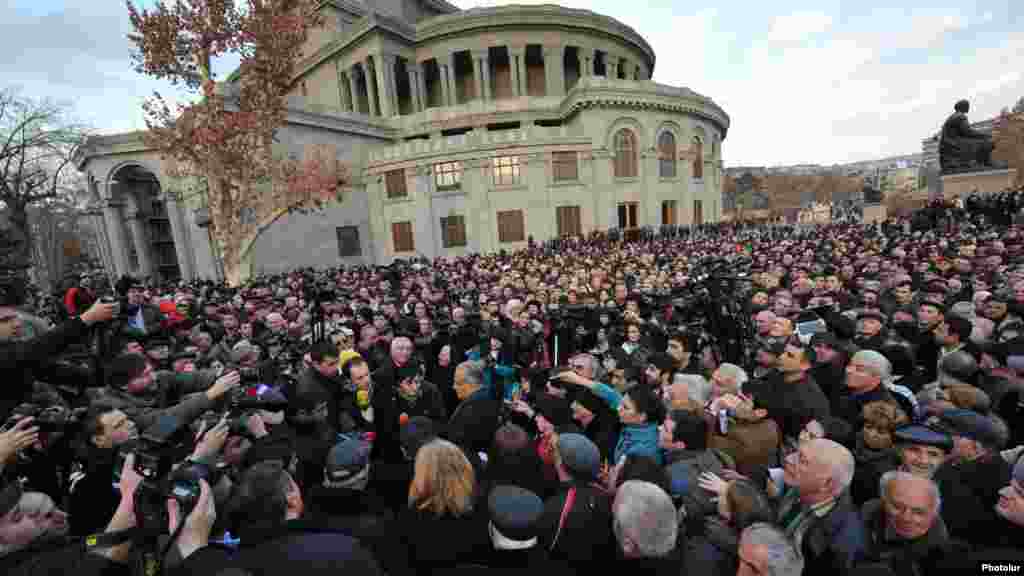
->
[391, 336, 413, 366]
[881, 470, 941, 540]
[786, 438, 855, 504]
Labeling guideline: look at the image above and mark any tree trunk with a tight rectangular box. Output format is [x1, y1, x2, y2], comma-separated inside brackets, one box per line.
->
[5, 201, 33, 285]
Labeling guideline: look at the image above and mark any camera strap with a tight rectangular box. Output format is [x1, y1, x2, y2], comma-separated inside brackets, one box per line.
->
[80, 526, 150, 551]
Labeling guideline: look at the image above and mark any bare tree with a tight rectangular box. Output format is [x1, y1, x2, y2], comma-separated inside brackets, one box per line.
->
[0, 88, 87, 282]
[29, 199, 88, 294]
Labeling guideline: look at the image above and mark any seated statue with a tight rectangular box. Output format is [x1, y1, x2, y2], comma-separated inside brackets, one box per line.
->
[939, 99, 995, 174]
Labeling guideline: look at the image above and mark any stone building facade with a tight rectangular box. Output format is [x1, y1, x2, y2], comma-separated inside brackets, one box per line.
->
[76, 0, 728, 282]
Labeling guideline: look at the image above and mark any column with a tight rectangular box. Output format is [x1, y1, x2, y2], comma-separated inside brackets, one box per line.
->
[481, 51, 492, 101]
[581, 49, 592, 77]
[605, 55, 619, 79]
[438, 60, 450, 106]
[446, 53, 458, 105]
[123, 196, 153, 278]
[362, 60, 379, 116]
[407, 67, 420, 112]
[509, 47, 523, 97]
[103, 202, 129, 277]
[471, 51, 483, 101]
[417, 62, 429, 110]
[163, 194, 194, 280]
[374, 53, 395, 117]
[543, 45, 565, 97]
[348, 67, 361, 113]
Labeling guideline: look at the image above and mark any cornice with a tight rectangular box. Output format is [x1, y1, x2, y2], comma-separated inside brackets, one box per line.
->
[561, 78, 730, 138]
[415, 5, 655, 64]
[284, 106, 399, 140]
[75, 131, 154, 170]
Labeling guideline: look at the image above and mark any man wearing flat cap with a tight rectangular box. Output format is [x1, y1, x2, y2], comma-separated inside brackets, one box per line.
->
[855, 310, 888, 351]
[932, 408, 1011, 546]
[485, 485, 548, 568]
[893, 424, 953, 479]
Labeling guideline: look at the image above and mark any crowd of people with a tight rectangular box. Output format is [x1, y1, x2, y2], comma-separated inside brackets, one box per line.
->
[1, 208, 1024, 575]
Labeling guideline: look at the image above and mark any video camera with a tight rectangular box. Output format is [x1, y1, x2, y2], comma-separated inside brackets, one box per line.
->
[2, 403, 83, 435]
[223, 384, 289, 438]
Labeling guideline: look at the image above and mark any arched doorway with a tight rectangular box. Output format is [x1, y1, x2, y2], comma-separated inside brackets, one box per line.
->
[109, 165, 181, 283]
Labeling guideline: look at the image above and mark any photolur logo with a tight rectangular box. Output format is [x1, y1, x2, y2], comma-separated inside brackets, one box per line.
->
[982, 564, 1022, 573]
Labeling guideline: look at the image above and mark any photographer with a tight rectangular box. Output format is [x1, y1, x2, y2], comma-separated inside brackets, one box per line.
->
[0, 289, 117, 421]
[87, 353, 240, 432]
[167, 461, 382, 576]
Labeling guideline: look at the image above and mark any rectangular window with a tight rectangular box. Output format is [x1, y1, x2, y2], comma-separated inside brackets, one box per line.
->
[385, 169, 407, 198]
[694, 200, 704, 225]
[440, 215, 467, 248]
[434, 161, 462, 190]
[497, 210, 525, 243]
[492, 156, 521, 186]
[556, 205, 582, 237]
[392, 221, 414, 253]
[617, 202, 639, 229]
[552, 151, 578, 182]
[662, 200, 678, 225]
[336, 226, 361, 257]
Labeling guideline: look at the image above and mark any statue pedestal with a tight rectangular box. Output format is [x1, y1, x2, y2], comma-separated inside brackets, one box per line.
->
[940, 168, 1017, 199]
[863, 204, 887, 224]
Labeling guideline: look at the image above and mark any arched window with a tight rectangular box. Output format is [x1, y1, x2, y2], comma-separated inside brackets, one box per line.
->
[692, 137, 703, 179]
[614, 129, 637, 178]
[658, 131, 677, 178]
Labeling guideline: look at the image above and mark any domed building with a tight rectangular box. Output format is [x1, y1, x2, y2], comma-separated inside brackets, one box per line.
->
[76, 0, 729, 282]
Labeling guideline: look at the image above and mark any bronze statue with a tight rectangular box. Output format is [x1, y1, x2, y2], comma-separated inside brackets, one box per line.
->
[939, 99, 995, 174]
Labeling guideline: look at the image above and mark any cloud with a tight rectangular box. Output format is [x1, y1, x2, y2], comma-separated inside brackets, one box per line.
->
[767, 11, 833, 44]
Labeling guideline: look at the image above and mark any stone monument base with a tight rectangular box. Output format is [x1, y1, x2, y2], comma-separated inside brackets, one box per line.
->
[863, 204, 887, 224]
[941, 168, 1018, 199]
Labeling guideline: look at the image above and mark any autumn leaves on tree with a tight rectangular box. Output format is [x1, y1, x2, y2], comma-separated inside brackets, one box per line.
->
[127, 0, 348, 285]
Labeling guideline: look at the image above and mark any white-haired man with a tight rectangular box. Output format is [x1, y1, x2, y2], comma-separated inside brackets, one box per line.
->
[832, 350, 917, 425]
[777, 438, 865, 574]
[860, 470, 949, 574]
[612, 481, 679, 568]
[737, 523, 804, 576]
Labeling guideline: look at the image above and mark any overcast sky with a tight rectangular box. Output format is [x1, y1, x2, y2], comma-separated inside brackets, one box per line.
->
[2, 0, 1021, 167]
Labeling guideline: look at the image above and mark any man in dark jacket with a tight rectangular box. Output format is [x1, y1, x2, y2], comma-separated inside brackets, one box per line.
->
[447, 359, 500, 461]
[777, 438, 865, 575]
[168, 461, 382, 576]
[0, 297, 116, 420]
[932, 408, 1011, 546]
[536, 433, 616, 566]
[747, 341, 829, 441]
[289, 340, 345, 494]
[860, 471, 950, 576]
[85, 353, 239, 430]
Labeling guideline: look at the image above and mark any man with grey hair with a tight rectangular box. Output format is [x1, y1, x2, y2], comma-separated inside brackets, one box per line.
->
[612, 481, 679, 565]
[711, 363, 748, 398]
[860, 470, 949, 575]
[737, 523, 804, 576]
[448, 359, 500, 458]
[777, 438, 865, 573]
[833, 349, 916, 424]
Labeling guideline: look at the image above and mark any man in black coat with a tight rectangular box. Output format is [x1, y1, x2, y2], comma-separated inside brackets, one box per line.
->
[168, 461, 382, 576]
[747, 341, 829, 441]
[0, 296, 116, 420]
[932, 409, 1011, 547]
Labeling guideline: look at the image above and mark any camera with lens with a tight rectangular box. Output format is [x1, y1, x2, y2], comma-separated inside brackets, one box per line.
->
[2, 403, 80, 435]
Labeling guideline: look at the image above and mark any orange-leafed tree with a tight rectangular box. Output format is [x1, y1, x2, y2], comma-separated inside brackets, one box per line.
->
[127, 0, 346, 285]
[994, 109, 1024, 187]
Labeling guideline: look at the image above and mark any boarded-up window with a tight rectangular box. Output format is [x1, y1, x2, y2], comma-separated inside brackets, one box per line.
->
[440, 215, 467, 248]
[434, 161, 462, 190]
[493, 156, 521, 186]
[497, 210, 525, 243]
[385, 169, 407, 198]
[336, 226, 360, 257]
[694, 200, 704, 225]
[552, 151, 578, 182]
[617, 202, 639, 229]
[692, 138, 704, 179]
[614, 129, 637, 178]
[658, 132, 677, 178]
[662, 200, 678, 225]
[556, 205, 582, 237]
[392, 221, 414, 252]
